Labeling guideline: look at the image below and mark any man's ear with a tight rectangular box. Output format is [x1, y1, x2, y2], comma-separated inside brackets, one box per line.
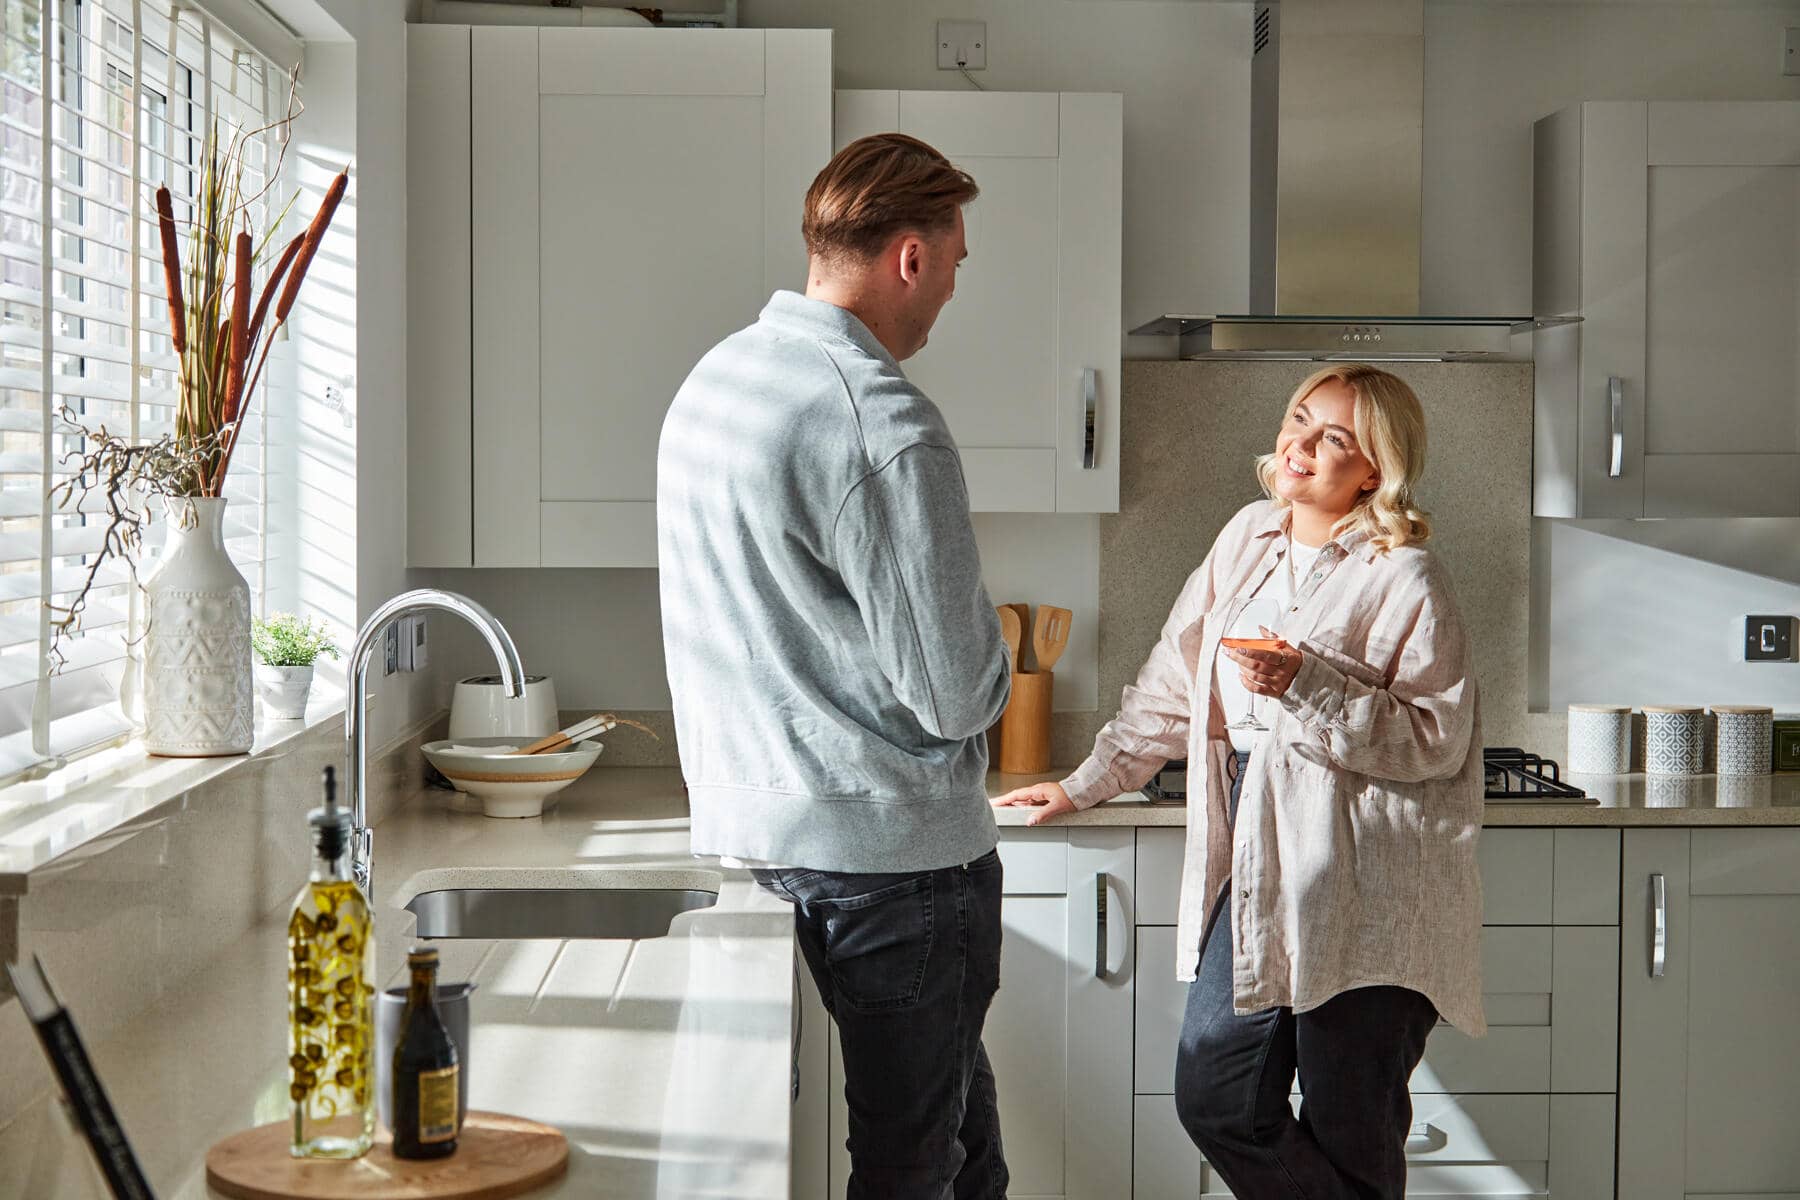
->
[897, 236, 923, 287]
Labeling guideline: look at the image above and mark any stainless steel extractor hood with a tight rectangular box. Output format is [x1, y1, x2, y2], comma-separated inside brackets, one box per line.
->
[1133, 0, 1568, 361]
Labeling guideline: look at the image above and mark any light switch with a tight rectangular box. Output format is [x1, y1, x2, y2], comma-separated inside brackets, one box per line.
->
[1745, 615, 1798, 662]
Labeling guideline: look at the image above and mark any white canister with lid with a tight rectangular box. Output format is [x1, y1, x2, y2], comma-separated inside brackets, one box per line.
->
[448, 674, 559, 740]
[1711, 705, 1773, 776]
[1644, 705, 1705, 775]
[1567, 704, 1632, 774]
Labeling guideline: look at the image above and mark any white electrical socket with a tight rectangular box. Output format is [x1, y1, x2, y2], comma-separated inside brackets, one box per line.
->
[937, 20, 986, 71]
[405, 615, 429, 673]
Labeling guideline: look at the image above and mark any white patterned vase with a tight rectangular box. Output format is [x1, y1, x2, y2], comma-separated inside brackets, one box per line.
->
[142, 497, 253, 756]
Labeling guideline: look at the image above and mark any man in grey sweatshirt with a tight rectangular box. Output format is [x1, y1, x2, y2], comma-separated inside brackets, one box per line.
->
[657, 134, 1012, 1198]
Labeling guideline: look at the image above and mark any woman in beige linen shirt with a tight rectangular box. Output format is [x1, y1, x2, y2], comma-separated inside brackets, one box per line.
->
[995, 365, 1484, 1199]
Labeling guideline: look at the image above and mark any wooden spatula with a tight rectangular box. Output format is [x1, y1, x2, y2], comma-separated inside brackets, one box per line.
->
[1002, 603, 1031, 670]
[1033, 605, 1072, 673]
[509, 712, 659, 756]
[996, 606, 1023, 674]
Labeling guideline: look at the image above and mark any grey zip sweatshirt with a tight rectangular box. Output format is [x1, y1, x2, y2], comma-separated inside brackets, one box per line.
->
[656, 290, 1011, 872]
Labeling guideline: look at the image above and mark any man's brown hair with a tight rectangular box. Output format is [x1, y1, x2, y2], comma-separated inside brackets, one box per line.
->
[801, 133, 978, 266]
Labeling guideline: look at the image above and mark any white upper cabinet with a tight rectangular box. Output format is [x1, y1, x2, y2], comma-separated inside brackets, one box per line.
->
[836, 90, 1124, 514]
[1533, 101, 1800, 519]
[407, 25, 831, 568]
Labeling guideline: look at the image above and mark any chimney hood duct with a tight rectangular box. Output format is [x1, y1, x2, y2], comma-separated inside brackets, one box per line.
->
[1133, 0, 1571, 361]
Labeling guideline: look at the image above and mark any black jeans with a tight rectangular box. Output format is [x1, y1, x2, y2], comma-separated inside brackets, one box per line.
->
[754, 850, 1008, 1200]
[1174, 752, 1438, 1199]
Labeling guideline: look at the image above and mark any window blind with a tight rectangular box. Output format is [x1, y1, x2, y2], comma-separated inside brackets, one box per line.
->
[0, 0, 285, 780]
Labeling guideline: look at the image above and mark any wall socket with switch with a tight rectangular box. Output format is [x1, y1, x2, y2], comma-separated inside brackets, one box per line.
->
[1745, 615, 1797, 662]
[400, 615, 428, 673]
[937, 20, 986, 70]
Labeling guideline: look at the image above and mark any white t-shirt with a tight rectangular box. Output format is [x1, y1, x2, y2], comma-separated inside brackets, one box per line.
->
[1220, 537, 1325, 754]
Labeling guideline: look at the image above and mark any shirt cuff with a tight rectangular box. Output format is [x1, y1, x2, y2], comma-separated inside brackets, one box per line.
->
[1060, 755, 1121, 811]
[1279, 650, 1348, 733]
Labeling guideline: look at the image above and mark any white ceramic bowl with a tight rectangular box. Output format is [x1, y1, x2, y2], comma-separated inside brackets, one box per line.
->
[421, 736, 603, 818]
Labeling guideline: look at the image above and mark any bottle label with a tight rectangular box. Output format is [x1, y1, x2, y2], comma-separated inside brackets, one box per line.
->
[417, 1064, 459, 1144]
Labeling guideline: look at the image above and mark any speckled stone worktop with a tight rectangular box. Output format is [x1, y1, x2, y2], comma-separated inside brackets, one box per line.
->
[987, 768, 1800, 826]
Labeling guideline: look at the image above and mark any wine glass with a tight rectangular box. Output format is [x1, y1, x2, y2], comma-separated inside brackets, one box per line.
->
[1221, 597, 1283, 731]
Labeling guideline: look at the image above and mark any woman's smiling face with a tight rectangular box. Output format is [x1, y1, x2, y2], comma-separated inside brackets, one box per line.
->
[1272, 379, 1381, 520]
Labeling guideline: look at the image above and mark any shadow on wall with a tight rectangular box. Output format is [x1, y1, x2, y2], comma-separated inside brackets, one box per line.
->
[1538, 519, 1800, 711]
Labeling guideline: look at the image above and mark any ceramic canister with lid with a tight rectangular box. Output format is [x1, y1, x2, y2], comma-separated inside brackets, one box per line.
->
[1567, 704, 1632, 774]
[1643, 705, 1706, 775]
[1711, 705, 1773, 776]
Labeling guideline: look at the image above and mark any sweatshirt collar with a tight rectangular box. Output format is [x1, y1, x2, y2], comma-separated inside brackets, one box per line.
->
[760, 289, 898, 368]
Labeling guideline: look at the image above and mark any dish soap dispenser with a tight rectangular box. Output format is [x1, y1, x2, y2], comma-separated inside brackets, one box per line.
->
[287, 765, 375, 1158]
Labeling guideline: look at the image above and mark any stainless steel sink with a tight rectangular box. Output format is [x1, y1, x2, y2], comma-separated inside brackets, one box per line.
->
[405, 887, 718, 940]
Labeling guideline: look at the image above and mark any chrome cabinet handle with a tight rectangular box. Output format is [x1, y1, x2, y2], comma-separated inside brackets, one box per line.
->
[1608, 376, 1624, 479]
[1404, 1123, 1440, 1154]
[1650, 872, 1667, 977]
[1095, 871, 1109, 979]
[1081, 368, 1098, 470]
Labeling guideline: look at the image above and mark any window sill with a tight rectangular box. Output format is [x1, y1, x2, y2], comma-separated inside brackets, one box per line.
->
[0, 688, 348, 895]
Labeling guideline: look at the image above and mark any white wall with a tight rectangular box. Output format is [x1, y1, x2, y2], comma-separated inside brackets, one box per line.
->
[281, 0, 443, 748]
[1541, 520, 1800, 710]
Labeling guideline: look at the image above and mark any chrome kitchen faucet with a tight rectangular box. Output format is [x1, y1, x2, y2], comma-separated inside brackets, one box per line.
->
[344, 590, 525, 893]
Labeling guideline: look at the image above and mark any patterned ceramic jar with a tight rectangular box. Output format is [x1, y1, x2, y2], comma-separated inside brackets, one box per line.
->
[1568, 704, 1632, 774]
[1644, 706, 1705, 775]
[1711, 706, 1773, 776]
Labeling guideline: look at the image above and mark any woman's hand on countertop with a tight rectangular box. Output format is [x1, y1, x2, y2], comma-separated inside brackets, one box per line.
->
[1224, 625, 1303, 699]
[992, 780, 1078, 826]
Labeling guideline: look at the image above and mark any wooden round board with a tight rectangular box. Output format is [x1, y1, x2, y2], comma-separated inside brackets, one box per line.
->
[206, 1111, 568, 1200]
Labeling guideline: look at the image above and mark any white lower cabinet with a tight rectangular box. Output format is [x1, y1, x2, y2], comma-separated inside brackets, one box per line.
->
[1130, 827, 1620, 1199]
[793, 825, 1624, 1199]
[1620, 828, 1800, 1200]
[792, 829, 1135, 1199]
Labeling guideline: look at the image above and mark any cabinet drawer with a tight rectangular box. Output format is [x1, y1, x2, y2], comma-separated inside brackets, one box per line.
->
[1136, 925, 1617, 1096]
[1481, 829, 1619, 925]
[1418, 925, 1618, 1094]
[997, 828, 1067, 895]
[1138, 828, 1186, 925]
[1186, 1094, 1556, 1197]
[1143, 829, 1618, 928]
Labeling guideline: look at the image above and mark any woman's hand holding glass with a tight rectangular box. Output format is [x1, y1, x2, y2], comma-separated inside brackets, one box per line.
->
[1221, 595, 1304, 731]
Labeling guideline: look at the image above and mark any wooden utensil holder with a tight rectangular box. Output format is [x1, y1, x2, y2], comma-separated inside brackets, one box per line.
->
[998, 670, 1053, 774]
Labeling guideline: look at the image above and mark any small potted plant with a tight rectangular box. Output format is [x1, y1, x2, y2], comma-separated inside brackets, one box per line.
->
[251, 613, 340, 720]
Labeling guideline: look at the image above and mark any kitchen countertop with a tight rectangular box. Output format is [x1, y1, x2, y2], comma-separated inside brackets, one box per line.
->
[0, 768, 793, 1200]
[11, 760, 1800, 1198]
[987, 769, 1800, 826]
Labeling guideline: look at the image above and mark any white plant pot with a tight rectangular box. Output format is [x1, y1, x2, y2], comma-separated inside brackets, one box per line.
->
[255, 664, 314, 720]
[142, 497, 254, 756]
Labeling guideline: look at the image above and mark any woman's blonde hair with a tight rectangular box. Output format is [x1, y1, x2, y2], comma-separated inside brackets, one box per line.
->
[1254, 364, 1432, 553]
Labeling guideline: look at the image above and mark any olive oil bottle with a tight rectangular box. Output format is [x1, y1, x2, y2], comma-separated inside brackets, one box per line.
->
[287, 765, 375, 1159]
[390, 945, 460, 1160]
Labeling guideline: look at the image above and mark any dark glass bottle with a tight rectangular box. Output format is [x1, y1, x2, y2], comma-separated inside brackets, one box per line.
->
[389, 945, 459, 1160]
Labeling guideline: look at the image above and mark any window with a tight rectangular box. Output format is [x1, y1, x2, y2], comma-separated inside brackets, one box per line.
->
[0, 0, 285, 780]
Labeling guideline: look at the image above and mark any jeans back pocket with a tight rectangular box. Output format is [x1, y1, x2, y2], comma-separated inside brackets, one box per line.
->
[818, 874, 936, 1013]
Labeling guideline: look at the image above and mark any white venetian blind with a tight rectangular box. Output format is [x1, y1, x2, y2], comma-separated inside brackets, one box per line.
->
[0, 0, 285, 780]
